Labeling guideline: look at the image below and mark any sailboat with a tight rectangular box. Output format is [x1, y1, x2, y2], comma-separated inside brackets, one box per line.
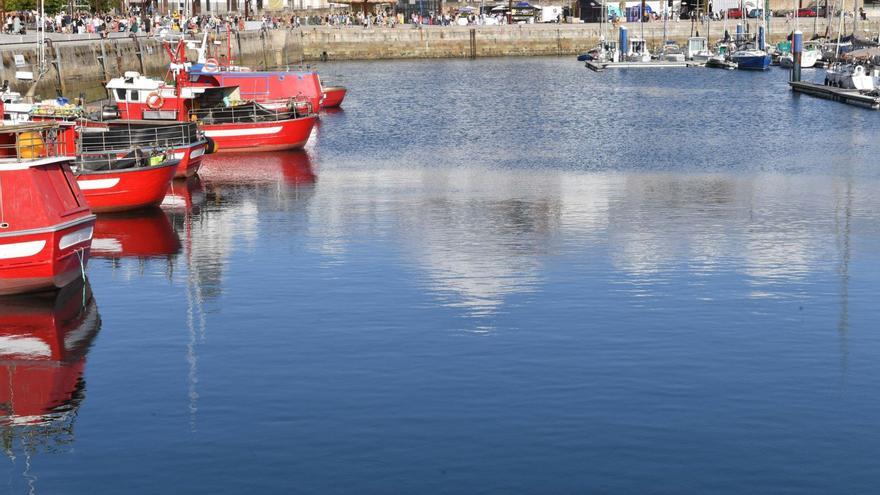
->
[730, 11, 771, 70]
[779, 42, 823, 68]
[823, 0, 879, 89]
[779, 0, 821, 68]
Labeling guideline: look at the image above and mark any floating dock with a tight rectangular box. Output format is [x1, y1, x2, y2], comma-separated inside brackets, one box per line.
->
[585, 60, 703, 72]
[789, 81, 880, 110]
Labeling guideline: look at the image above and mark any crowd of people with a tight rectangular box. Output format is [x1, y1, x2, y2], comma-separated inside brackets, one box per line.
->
[3, 7, 537, 36]
[3, 10, 252, 35]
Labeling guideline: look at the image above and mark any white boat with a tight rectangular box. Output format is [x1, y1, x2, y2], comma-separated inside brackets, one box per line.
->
[779, 42, 822, 68]
[686, 37, 713, 63]
[626, 38, 652, 62]
[597, 39, 621, 63]
[824, 63, 880, 90]
[659, 42, 686, 62]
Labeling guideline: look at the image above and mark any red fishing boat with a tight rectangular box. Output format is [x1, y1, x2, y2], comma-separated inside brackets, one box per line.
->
[0, 121, 95, 296]
[92, 209, 181, 258]
[320, 86, 347, 109]
[0, 278, 100, 427]
[106, 70, 316, 152]
[186, 31, 336, 111]
[78, 120, 209, 179]
[74, 150, 180, 213]
[17, 101, 210, 179]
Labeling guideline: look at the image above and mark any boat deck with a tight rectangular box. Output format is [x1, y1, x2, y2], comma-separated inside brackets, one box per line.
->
[789, 81, 880, 110]
[585, 60, 703, 72]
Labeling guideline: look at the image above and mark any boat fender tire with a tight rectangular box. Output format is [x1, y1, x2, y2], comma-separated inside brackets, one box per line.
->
[205, 136, 217, 154]
[146, 92, 164, 110]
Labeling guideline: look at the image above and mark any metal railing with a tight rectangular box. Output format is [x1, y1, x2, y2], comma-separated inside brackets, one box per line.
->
[0, 123, 73, 162]
[79, 122, 202, 153]
[189, 99, 312, 125]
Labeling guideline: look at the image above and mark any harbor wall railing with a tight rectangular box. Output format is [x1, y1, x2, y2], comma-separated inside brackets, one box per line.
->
[0, 18, 865, 101]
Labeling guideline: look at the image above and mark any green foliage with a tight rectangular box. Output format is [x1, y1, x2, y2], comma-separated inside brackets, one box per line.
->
[6, 0, 71, 14]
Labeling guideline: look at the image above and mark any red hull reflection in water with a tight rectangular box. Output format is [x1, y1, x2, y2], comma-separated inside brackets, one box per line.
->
[198, 151, 316, 185]
[163, 176, 207, 214]
[92, 209, 181, 259]
[0, 279, 100, 428]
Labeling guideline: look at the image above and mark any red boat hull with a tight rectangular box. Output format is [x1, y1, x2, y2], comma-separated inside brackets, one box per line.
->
[173, 140, 208, 178]
[0, 220, 95, 296]
[76, 161, 178, 213]
[202, 116, 317, 153]
[193, 70, 323, 113]
[0, 158, 95, 296]
[321, 86, 347, 109]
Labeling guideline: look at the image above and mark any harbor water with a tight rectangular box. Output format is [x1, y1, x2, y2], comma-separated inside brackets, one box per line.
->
[3, 58, 880, 493]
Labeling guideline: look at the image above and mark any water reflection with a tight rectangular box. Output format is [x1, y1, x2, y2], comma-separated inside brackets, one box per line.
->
[198, 151, 316, 187]
[301, 167, 875, 319]
[162, 152, 318, 430]
[0, 280, 100, 447]
[92, 209, 181, 259]
[162, 152, 317, 303]
[163, 177, 207, 214]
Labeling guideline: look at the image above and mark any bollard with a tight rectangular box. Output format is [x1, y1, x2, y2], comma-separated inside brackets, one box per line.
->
[620, 26, 628, 57]
[791, 30, 803, 82]
[758, 26, 765, 51]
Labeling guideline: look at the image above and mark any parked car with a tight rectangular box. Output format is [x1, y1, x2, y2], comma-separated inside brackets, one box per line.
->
[724, 8, 744, 19]
[797, 7, 818, 17]
[747, 8, 764, 18]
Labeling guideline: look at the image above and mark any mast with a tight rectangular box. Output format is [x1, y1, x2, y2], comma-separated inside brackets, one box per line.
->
[640, 0, 645, 54]
[663, 2, 668, 47]
[835, 0, 845, 60]
[852, 0, 858, 35]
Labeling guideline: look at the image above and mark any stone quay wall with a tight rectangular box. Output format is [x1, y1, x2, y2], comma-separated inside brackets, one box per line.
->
[0, 18, 858, 102]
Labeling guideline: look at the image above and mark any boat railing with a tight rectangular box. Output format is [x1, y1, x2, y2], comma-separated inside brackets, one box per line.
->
[0, 123, 74, 162]
[188, 99, 311, 125]
[76, 148, 174, 171]
[79, 122, 202, 153]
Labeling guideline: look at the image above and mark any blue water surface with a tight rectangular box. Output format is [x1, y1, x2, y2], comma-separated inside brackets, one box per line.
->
[2, 57, 880, 494]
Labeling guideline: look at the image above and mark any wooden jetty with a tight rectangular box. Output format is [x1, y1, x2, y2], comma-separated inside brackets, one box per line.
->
[789, 81, 880, 110]
[585, 60, 703, 72]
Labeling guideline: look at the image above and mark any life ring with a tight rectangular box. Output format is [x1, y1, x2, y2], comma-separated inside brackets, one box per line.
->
[854, 65, 865, 76]
[146, 92, 164, 110]
[203, 58, 219, 72]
